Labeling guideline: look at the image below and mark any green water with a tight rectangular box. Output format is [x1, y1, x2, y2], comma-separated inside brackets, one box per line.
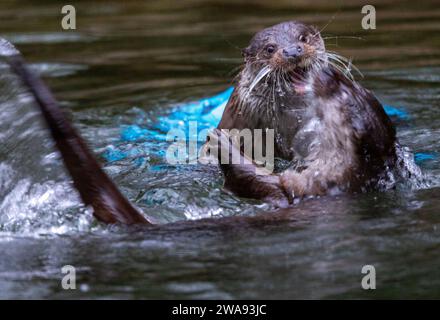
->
[0, 0, 440, 299]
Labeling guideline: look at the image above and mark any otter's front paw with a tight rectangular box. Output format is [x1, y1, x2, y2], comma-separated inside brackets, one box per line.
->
[280, 170, 306, 200]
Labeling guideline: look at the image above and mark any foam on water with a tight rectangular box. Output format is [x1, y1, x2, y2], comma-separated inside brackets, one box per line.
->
[0, 38, 19, 57]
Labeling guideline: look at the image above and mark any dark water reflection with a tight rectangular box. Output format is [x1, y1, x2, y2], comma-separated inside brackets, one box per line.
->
[0, 0, 440, 299]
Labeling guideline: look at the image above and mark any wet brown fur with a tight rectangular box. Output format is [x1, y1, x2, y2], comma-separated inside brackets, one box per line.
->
[216, 21, 398, 206]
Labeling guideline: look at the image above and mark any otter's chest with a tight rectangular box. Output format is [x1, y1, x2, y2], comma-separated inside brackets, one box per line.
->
[273, 106, 317, 160]
[275, 97, 353, 165]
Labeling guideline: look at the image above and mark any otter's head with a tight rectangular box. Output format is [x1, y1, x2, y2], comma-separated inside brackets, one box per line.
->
[243, 21, 325, 72]
[239, 22, 328, 97]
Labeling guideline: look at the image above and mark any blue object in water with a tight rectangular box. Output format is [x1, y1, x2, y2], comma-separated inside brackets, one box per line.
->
[414, 152, 437, 164]
[153, 86, 234, 134]
[120, 125, 168, 142]
[102, 146, 128, 163]
[120, 125, 149, 142]
[383, 105, 410, 120]
[200, 86, 234, 115]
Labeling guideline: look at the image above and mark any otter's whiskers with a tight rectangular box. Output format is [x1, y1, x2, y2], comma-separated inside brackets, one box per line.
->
[248, 65, 272, 94]
[314, 50, 362, 83]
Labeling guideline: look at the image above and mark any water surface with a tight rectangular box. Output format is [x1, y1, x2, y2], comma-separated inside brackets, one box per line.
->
[1, 0, 440, 299]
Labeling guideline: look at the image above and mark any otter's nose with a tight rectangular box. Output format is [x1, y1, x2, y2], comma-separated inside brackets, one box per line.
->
[282, 45, 303, 59]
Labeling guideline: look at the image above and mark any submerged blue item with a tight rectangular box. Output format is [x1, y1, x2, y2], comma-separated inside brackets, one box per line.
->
[414, 152, 437, 164]
[383, 105, 410, 120]
[152, 86, 234, 135]
[103, 87, 423, 164]
[103, 147, 128, 162]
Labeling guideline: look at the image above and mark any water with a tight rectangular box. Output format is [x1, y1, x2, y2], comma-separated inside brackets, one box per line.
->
[1, 0, 440, 299]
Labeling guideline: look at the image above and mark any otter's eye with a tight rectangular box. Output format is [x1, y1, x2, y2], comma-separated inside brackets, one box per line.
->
[299, 35, 308, 43]
[265, 45, 276, 54]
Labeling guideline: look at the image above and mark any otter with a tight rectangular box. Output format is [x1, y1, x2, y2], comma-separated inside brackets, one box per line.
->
[213, 21, 400, 206]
